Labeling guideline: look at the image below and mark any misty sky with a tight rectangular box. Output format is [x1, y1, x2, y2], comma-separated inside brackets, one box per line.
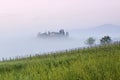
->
[0, 0, 120, 59]
[0, 0, 120, 35]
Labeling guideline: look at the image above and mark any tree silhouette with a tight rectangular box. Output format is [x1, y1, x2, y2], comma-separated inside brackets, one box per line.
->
[86, 37, 95, 46]
[100, 36, 112, 44]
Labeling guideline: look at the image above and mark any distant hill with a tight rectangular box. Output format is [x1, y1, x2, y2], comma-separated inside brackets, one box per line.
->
[71, 24, 120, 38]
[91, 24, 120, 33]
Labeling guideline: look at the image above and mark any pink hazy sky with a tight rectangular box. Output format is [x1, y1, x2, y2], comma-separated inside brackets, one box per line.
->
[0, 0, 120, 32]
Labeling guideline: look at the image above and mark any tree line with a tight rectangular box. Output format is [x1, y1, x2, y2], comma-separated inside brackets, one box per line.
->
[86, 36, 112, 46]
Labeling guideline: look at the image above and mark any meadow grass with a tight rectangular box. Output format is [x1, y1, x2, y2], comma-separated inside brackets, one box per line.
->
[0, 43, 120, 80]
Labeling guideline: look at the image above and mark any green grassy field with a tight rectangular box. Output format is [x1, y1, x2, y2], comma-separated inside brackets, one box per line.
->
[0, 43, 120, 80]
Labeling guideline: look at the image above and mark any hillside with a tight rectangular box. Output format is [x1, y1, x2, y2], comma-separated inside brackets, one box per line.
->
[90, 24, 120, 33]
[0, 42, 120, 80]
[71, 24, 120, 38]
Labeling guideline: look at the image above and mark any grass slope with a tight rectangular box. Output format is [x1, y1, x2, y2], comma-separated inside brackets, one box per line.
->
[0, 43, 120, 80]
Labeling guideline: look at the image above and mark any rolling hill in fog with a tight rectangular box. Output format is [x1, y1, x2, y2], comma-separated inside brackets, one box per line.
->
[71, 24, 120, 39]
[89, 24, 120, 33]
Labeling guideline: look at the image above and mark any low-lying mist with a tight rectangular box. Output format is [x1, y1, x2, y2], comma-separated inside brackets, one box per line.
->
[0, 26, 120, 60]
[0, 34, 85, 60]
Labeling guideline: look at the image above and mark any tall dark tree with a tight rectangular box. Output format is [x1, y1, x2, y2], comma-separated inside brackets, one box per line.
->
[100, 36, 112, 44]
[59, 29, 65, 35]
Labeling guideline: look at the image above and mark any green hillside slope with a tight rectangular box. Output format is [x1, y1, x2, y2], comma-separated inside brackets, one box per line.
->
[0, 43, 120, 80]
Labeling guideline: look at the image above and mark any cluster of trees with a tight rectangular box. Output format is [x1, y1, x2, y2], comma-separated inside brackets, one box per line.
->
[37, 29, 69, 38]
[86, 36, 112, 46]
